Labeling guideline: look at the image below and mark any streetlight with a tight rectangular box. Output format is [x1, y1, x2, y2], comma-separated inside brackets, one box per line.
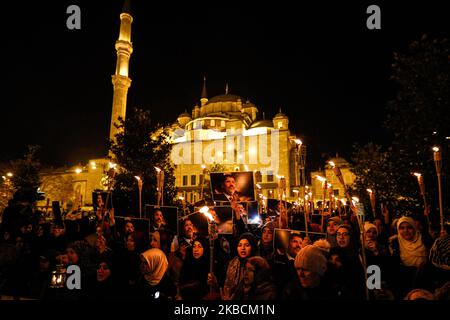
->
[6, 172, 13, 177]
[75, 168, 82, 174]
[135, 176, 143, 218]
[433, 147, 444, 235]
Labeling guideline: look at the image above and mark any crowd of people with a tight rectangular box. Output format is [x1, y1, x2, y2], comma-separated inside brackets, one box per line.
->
[0, 192, 449, 301]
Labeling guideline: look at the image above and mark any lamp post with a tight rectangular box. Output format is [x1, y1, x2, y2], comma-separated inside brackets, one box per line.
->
[135, 176, 143, 218]
[433, 147, 444, 235]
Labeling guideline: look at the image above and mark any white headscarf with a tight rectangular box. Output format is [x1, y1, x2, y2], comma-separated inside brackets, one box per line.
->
[141, 248, 168, 286]
[397, 216, 427, 267]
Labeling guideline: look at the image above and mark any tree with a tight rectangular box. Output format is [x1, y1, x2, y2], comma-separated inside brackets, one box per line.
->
[385, 35, 450, 220]
[0, 163, 15, 214]
[351, 143, 414, 218]
[352, 35, 450, 222]
[109, 107, 176, 216]
[10, 145, 42, 204]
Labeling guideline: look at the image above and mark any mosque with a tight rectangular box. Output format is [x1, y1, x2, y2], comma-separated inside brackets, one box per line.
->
[38, 1, 317, 209]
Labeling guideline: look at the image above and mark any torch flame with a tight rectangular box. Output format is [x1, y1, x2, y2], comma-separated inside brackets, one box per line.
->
[200, 206, 214, 222]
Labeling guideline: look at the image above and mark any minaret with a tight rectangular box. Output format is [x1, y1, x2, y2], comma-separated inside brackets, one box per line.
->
[200, 76, 208, 107]
[110, 0, 133, 142]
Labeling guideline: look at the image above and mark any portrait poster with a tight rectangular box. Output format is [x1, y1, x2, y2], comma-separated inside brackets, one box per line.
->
[144, 205, 178, 235]
[115, 216, 150, 250]
[210, 171, 255, 203]
[273, 228, 327, 264]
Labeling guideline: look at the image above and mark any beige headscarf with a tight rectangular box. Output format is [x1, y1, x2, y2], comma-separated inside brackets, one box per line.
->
[364, 222, 378, 235]
[140, 248, 168, 286]
[397, 216, 427, 267]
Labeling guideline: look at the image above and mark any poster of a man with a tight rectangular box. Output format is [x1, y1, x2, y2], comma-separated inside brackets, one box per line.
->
[210, 172, 255, 203]
[145, 205, 178, 235]
[273, 228, 326, 264]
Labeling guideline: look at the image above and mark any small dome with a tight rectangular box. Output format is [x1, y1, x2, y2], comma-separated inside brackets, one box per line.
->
[274, 107, 287, 118]
[178, 112, 191, 118]
[274, 111, 287, 118]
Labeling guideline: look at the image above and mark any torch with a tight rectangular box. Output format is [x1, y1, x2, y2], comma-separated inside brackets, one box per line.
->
[201, 164, 207, 200]
[329, 161, 356, 214]
[295, 189, 309, 237]
[433, 147, 444, 235]
[200, 206, 217, 295]
[155, 167, 164, 207]
[366, 188, 376, 218]
[330, 161, 368, 299]
[277, 175, 287, 228]
[256, 183, 263, 214]
[135, 176, 143, 218]
[328, 183, 333, 214]
[315, 175, 327, 232]
[413, 172, 432, 232]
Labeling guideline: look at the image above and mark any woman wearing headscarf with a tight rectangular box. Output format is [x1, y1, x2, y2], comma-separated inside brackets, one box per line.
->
[178, 237, 211, 300]
[115, 233, 142, 296]
[89, 256, 120, 300]
[233, 256, 277, 300]
[363, 222, 389, 266]
[389, 216, 431, 298]
[326, 216, 342, 249]
[327, 224, 366, 299]
[258, 221, 275, 262]
[137, 248, 176, 300]
[222, 232, 258, 299]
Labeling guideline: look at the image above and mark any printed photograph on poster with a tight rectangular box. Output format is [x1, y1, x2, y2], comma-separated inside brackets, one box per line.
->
[273, 228, 326, 264]
[266, 199, 293, 217]
[210, 206, 233, 234]
[92, 191, 113, 211]
[210, 172, 255, 203]
[114, 216, 150, 252]
[179, 212, 208, 237]
[144, 205, 178, 235]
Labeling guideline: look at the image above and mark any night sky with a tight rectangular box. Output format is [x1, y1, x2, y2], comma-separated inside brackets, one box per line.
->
[2, 1, 448, 170]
